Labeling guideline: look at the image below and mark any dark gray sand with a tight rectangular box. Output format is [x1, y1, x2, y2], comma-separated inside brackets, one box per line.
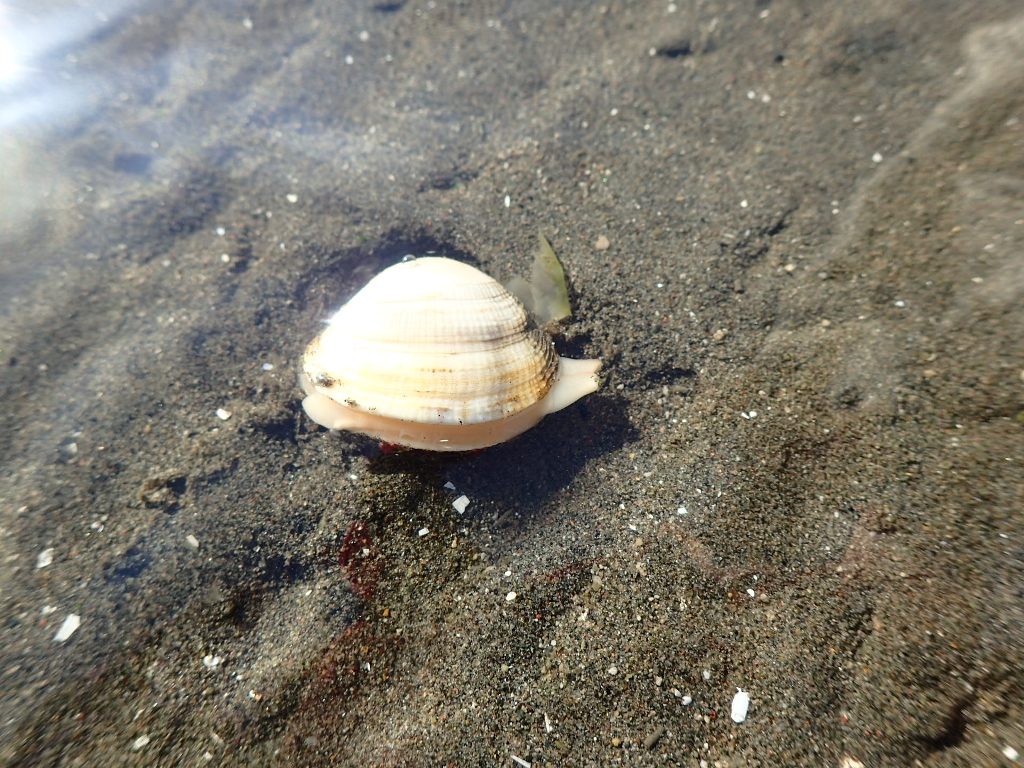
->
[1, 1, 1022, 765]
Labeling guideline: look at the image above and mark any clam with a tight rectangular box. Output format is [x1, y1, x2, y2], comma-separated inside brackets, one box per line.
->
[300, 256, 601, 451]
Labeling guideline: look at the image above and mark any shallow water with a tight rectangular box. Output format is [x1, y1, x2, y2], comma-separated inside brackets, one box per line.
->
[2, 2, 1023, 765]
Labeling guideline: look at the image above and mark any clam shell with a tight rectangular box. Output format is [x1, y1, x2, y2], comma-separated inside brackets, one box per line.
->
[301, 256, 602, 450]
[303, 257, 559, 426]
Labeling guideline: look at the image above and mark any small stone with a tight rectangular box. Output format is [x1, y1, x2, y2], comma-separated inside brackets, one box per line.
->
[286, 193, 298, 204]
[452, 495, 470, 514]
[505, 591, 517, 602]
[36, 548, 54, 569]
[131, 735, 151, 751]
[185, 534, 200, 550]
[595, 235, 611, 250]
[215, 408, 232, 421]
[643, 726, 665, 748]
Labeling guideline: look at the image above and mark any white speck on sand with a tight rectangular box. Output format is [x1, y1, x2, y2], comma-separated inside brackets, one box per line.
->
[511, 755, 531, 768]
[261, 362, 274, 371]
[286, 193, 298, 204]
[505, 591, 517, 602]
[202, 654, 222, 669]
[452, 495, 470, 514]
[503, 194, 511, 208]
[215, 408, 232, 421]
[131, 735, 150, 751]
[417, 527, 429, 537]
[185, 534, 200, 550]
[731, 688, 750, 723]
[54, 614, 80, 642]
[36, 548, 54, 569]
[872, 151, 883, 163]
[1003, 745, 1019, 760]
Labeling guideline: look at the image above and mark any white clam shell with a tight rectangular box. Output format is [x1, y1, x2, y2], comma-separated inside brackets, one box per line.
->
[301, 257, 601, 451]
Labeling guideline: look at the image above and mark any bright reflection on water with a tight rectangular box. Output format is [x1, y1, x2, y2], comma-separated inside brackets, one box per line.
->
[0, 6, 22, 85]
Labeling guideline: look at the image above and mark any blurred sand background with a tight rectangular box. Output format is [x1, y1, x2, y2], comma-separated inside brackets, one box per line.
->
[1, 1, 1022, 765]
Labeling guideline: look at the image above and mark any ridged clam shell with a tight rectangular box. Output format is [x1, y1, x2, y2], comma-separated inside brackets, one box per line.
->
[302, 257, 560, 426]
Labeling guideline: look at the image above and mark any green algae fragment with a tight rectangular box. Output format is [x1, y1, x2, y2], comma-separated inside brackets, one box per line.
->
[507, 233, 572, 324]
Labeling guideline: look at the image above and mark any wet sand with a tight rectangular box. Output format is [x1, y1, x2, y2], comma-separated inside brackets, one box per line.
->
[1, 1, 1022, 765]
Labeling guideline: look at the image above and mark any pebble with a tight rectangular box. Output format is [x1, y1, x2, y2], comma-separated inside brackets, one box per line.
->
[643, 725, 665, 748]
[595, 235, 610, 250]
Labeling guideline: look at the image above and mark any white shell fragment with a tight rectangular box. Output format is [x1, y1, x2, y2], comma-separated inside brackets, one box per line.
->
[301, 257, 601, 450]
[54, 613, 80, 642]
[731, 687, 750, 723]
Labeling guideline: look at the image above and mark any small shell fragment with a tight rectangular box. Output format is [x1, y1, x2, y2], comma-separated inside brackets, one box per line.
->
[36, 548, 54, 569]
[54, 613, 80, 642]
[731, 687, 750, 723]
